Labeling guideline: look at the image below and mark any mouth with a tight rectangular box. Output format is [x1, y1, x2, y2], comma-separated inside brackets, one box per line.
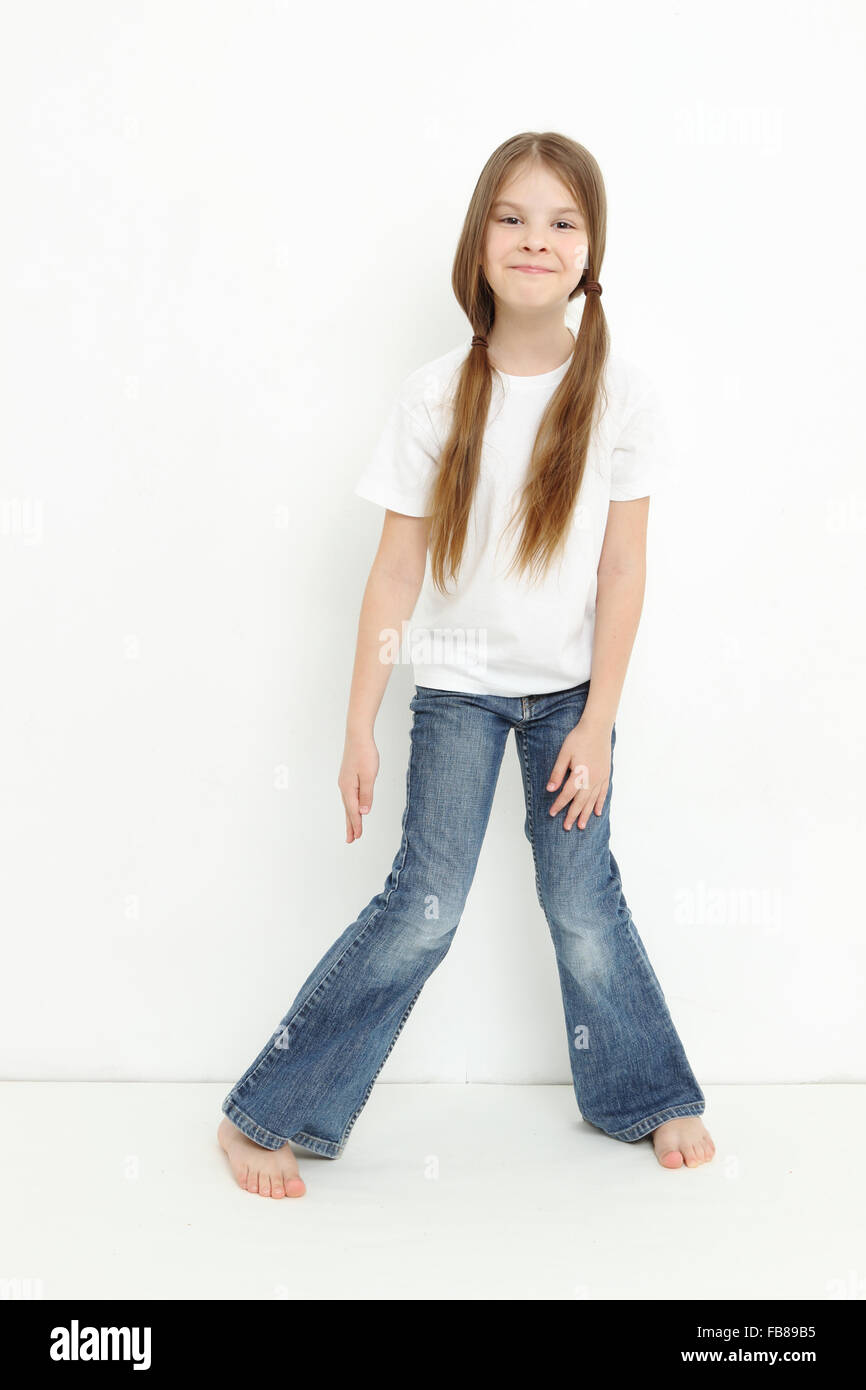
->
[510, 266, 554, 274]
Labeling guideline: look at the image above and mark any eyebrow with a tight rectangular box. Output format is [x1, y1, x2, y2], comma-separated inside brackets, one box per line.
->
[492, 200, 584, 218]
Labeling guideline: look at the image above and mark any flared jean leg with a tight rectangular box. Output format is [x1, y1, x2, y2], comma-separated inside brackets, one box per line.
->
[221, 686, 511, 1157]
[514, 683, 706, 1142]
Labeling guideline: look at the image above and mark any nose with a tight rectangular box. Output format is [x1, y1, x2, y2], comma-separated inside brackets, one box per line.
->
[520, 234, 552, 258]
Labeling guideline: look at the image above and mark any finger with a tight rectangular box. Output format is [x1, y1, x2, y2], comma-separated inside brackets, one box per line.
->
[566, 775, 600, 830]
[564, 787, 593, 831]
[593, 782, 608, 817]
[549, 763, 589, 817]
[550, 773, 580, 816]
[341, 777, 362, 841]
[576, 782, 603, 829]
[546, 750, 573, 794]
[358, 778, 374, 815]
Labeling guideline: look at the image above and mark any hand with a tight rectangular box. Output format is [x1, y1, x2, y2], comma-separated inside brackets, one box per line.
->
[338, 733, 379, 843]
[546, 719, 612, 831]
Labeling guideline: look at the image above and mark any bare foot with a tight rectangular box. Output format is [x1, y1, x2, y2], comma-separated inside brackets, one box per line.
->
[218, 1117, 306, 1197]
[651, 1116, 715, 1170]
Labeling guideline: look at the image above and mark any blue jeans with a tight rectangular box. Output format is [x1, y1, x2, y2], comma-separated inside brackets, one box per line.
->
[221, 680, 705, 1156]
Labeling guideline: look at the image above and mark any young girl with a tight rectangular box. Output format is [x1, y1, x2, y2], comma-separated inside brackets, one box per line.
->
[218, 131, 714, 1198]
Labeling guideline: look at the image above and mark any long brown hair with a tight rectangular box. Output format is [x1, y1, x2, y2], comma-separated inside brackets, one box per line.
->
[428, 132, 610, 593]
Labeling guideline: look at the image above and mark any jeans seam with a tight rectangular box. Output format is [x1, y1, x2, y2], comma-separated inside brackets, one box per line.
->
[622, 915, 682, 1045]
[516, 725, 593, 1075]
[608, 1102, 707, 1142]
[231, 905, 386, 1101]
[515, 727, 549, 919]
[289, 1131, 341, 1157]
[221, 1095, 343, 1157]
[336, 985, 424, 1153]
[335, 728, 422, 1152]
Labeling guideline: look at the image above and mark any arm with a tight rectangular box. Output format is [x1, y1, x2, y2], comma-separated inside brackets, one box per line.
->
[338, 509, 430, 843]
[547, 497, 649, 830]
[582, 495, 649, 730]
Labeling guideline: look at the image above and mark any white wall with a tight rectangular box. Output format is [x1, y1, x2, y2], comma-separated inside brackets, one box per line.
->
[2, 0, 864, 1084]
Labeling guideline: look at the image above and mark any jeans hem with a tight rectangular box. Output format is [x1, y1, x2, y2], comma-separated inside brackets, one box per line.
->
[606, 1101, 706, 1143]
[221, 1096, 343, 1158]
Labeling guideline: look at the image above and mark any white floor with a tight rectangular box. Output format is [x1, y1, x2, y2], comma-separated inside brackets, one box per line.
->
[1, 1082, 861, 1301]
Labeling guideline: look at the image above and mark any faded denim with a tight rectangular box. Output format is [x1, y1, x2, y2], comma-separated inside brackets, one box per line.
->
[221, 680, 705, 1156]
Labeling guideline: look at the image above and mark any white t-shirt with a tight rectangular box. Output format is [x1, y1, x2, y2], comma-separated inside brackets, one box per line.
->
[353, 336, 673, 697]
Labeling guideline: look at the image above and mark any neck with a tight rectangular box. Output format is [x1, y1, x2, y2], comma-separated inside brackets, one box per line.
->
[486, 305, 575, 376]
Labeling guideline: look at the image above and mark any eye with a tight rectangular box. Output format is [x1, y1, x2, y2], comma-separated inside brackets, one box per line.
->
[498, 216, 578, 231]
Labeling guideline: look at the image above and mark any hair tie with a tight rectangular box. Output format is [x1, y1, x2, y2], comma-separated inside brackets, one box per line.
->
[583, 281, 602, 298]
[470, 334, 489, 348]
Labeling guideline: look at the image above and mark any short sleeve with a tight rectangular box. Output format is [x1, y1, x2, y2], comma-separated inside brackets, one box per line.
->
[354, 387, 440, 517]
[609, 366, 674, 501]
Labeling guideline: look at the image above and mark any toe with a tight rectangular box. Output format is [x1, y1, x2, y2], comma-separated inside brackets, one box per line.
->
[284, 1174, 306, 1197]
[235, 1163, 250, 1190]
[271, 1178, 285, 1199]
[658, 1147, 684, 1169]
[258, 1171, 271, 1198]
[246, 1171, 259, 1194]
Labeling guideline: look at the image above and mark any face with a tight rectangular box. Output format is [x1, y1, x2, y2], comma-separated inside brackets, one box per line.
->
[482, 162, 589, 309]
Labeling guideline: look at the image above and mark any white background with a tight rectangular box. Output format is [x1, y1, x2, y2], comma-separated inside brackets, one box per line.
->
[2, 0, 864, 1085]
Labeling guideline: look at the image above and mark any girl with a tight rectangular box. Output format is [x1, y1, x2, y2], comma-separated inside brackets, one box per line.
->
[218, 131, 714, 1198]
